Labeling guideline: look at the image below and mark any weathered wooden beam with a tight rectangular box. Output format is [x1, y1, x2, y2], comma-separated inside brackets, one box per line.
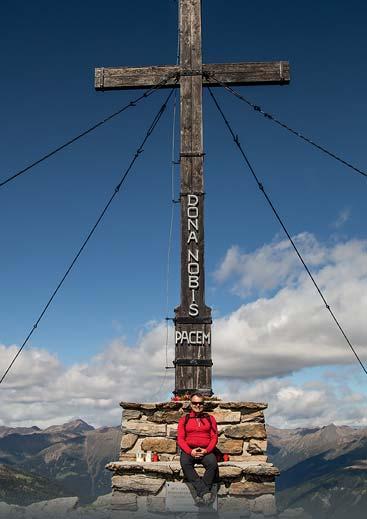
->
[174, 0, 212, 396]
[94, 65, 180, 91]
[203, 61, 290, 86]
[94, 61, 290, 91]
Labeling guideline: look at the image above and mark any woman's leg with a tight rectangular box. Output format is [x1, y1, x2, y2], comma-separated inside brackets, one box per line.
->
[201, 452, 218, 491]
[180, 451, 210, 497]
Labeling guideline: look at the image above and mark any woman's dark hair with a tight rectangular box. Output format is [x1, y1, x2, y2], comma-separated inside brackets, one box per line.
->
[190, 391, 204, 401]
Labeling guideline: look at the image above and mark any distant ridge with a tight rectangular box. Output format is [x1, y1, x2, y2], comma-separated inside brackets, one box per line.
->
[0, 425, 41, 438]
[267, 424, 367, 518]
[43, 419, 94, 435]
[0, 419, 366, 517]
[0, 419, 120, 505]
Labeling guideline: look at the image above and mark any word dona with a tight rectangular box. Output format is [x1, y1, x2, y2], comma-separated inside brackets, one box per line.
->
[187, 194, 200, 316]
[175, 330, 211, 346]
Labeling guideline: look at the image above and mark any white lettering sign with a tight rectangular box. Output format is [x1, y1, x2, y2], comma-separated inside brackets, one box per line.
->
[187, 194, 200, 316]
[175, 331, 211, 346]
[189, 302, 199, 316]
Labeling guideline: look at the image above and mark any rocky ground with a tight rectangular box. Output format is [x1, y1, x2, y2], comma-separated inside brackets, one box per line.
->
[0, 494, 311, 519]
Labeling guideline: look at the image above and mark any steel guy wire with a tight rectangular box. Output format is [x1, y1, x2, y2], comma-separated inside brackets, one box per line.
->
[153, 4, 181, 399]
[164, 14, 181, 369]
[0, 87, 176, 386]
[164, 92, 179, 370]
[207, 86, 367, 377]
[160, 6, 181, 388]
[0, 73, 178, 190]
[205, 72, 367, 180]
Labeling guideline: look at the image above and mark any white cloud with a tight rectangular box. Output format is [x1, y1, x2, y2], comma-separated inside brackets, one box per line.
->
[214, 232, 326, 296]
[0, 324, 176, 429]
[212, 235, 367, 379]
[1, 234, 367, 429]
[216, 372, 367, 428]
[332, 208, 350, 228]
[1, 337, 366, 429]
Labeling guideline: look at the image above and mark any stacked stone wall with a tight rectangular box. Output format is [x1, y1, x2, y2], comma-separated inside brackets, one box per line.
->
[107, 400, 279, 516]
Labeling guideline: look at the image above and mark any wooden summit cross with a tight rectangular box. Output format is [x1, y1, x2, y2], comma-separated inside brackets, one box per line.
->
[95, 0, 289, 396]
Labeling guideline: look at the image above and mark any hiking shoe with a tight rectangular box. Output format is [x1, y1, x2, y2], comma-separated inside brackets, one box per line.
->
[194, 496, 204, 506]
[202, 493, 212, 505]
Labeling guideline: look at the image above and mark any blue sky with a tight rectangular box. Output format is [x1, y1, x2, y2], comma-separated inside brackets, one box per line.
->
[1, 0, 367, 427]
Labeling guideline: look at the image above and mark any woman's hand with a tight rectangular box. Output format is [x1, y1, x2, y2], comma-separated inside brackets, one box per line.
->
[191, 448, 207, 458]
[191, 448, 201, 457]
[191, 448, 202, 458]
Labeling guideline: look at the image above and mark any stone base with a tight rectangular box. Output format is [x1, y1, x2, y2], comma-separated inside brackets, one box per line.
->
[108, 461, 277, 515]
[165, 481, 218, 512]
[107, 400, 279, 517]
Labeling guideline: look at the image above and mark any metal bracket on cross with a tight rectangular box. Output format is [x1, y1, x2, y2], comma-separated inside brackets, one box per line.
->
[174, 359, 213, 367]
[174, 316, 212, 325]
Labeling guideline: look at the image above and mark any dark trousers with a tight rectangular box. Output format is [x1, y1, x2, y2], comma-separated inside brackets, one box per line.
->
[180, 451, 218, 497]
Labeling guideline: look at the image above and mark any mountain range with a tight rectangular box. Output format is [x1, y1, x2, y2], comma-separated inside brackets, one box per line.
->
[269, 423, 367, 518]
[0, 419, 120, 505]
[0, 419, 366, 517]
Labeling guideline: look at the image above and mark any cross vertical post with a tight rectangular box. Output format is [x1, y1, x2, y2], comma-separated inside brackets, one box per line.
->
[94, 0, 290, 398]
[174, 0, 213, 396]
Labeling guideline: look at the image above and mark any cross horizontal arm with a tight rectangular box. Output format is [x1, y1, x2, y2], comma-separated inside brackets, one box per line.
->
[95, 61, 289, 91]
[95, 65, 180, 91]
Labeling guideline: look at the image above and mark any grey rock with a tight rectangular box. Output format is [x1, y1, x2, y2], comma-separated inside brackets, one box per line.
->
[217, 437, 244, 454]
[124, 421, 166, 437]
[211, 411, 241, 424]
[225, 423, 266, 440]
[242, 464, 279, 477]
[25, 497, 79, 518]
[120, 433, 138, 451]
[218, 496, 251, 514]
[112, 474, 165, 495]
[90, 493, 112, 508]
[146, 496, 166, 512]
[122, 409, 141, 421]
[218, 465, 243, 478]
[252, 494, 277, 516]
[248, 439, 267, 454]
[141, 437, 177, 454]
[241, 411, 265, 423]
[157, 402, 182, 410]
[229, 481, 275, 496]
[120, 402, 157, 410]
[220, 402, 268, 411]
[111, 491, 137, 511]
[167, 424, 178, 438]
[147, 410, 183, 424]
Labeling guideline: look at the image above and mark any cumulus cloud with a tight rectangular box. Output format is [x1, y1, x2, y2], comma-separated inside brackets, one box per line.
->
[0, 324, 175, 429]
[214, 232, 327, 296]
[2, 336, 365, 429]
[1, 234, 367, 428]
[217, 372, 367, 428]
[212, 233, 367, 378]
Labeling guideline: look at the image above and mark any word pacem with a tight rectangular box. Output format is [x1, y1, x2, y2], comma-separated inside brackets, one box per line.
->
[175, 330, 211, 345]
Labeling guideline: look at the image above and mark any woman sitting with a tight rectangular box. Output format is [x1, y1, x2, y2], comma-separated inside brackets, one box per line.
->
[177, 392, 218, 505]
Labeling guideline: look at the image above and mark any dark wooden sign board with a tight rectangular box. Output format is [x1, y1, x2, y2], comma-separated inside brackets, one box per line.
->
[95, 0, 290, 396]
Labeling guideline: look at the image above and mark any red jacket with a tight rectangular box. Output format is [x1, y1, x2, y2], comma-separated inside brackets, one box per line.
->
[177, 411, 218, 455]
